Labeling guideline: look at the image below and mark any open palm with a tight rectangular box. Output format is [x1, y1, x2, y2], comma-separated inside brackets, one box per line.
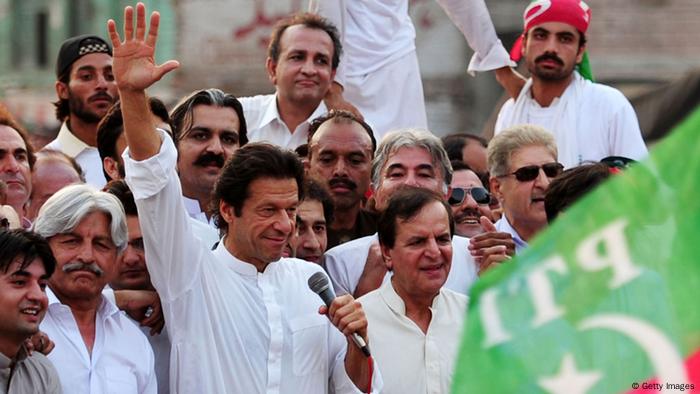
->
[107, 2, 179, 92]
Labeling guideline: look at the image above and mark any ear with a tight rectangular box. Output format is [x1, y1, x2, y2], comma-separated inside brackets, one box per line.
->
[520, 33, 528, 57]
[380, 243, 393, 271]
[55, 80, 69, 100]
[575, 43, 586, 65]
[489, 176, 504, 204]
[266, 57, 277, 85]
[445, 186, 453, 201]
[219, 199, 237, 227]
[103, 157, 121, 181]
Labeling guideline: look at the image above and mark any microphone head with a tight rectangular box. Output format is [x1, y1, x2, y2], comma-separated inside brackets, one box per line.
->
[308, 271, 330, 294]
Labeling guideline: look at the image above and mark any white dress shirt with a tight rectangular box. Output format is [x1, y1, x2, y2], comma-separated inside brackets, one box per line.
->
[239, 93, 327, 149]
[44, 122, 107, 187]
[41, 288, 156, 394]
[358, 281, 467, 394]
[123, 132, 381, 394]
[323, 233, 478, 296]
[494, 216, 528, 254]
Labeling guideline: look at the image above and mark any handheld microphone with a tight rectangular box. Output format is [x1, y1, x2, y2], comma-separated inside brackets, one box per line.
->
[308, 271, 371, 357]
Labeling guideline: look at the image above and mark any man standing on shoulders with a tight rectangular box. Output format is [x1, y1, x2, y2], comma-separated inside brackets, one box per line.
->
[495, 0, 647, 168]
[110, 4, 380, 392]
[0, 229, 61, 394]
[46, 35, 118, 187]
[359, 187, 466, 394]
[241, 13, 341, 149]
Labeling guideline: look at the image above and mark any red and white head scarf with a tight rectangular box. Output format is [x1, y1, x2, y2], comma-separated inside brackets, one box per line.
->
[511, 0, 592, 62]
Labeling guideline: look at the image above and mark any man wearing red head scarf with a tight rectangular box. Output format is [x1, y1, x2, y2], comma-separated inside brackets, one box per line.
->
[494, 0, 647, 169]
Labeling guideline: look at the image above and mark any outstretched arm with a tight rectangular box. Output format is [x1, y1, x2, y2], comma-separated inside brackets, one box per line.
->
[107, 2, 179, 160]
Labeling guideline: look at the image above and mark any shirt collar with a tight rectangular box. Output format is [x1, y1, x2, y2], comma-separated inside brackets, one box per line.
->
[379, 280, 443, 316]
[213, 238, 262, 277]
[46, 286, 120, 319]
[495, 216, 529, 252]
[259, 93, 328, 131]
[0, 344, 28, 369]
[182, 195, 203, 216]
[54, 122, 92, 158]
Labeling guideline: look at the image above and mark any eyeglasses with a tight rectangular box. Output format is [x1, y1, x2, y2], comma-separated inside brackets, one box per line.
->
[601, 156, 635, 170]
[501, 162, 564, 182]
[448, 187, 491, 206]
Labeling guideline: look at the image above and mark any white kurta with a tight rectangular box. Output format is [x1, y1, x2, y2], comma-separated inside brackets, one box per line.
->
[123, 132, 382, 394]
[323, 233, 478, 296]
[240, 93, 327, 149]
[41, 289, 156, 394]
[311, 0, 514, 139]
[359, 281, 467, 394]
[44, 122, 107, 187]
[495, 72, 648, 168]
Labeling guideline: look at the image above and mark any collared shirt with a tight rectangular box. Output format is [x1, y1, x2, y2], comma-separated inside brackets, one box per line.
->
[43, 122, 106, 187]
[326, 209, 379, 250]
[358, 281, 467, 394]
[240, 93, 327, 149]
[40, 288, 156, 394]
[323, 233, 478, 297]
[123, 131, 382, 394]
[0, 346, 61, 394]
[494, 216, 528, 254]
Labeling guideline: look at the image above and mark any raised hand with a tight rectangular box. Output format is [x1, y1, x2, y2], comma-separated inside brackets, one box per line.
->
[107, 2, 179, 92]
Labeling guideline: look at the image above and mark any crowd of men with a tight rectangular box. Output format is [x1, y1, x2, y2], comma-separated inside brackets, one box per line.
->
[0, 0, 648, 393]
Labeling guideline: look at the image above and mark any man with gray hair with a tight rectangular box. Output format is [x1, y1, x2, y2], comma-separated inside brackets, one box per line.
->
[324, 128, 510, 297]
[488, 124, 563, 253]
[33, 184, 156, 393]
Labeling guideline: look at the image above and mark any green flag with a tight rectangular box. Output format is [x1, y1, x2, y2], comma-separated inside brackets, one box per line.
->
[452, 107, 700, 393]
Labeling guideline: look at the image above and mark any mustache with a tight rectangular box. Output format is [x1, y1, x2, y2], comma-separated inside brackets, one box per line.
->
[454, 208, 481, 223]
[193, 152, 225, 168]
[328, 177, 357, 190]
[535, 53, 564, 66]
[88, 92, 114, 103]
[62, 262, 104, 277]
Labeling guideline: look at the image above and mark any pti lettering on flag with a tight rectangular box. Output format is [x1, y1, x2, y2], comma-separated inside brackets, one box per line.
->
[452, 108, 700, 394]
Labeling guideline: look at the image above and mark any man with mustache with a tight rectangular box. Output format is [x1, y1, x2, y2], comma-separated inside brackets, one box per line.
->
[0, 108, 35, 228]
[307, 110, 376, 248]
[33, 184, 156, 393]
[495, 0, 647, 169]
[45, 35, 118, 187]
[170, 89, 248, 226]
[0, 229, 61, 394]
[240, 13, 342, 149]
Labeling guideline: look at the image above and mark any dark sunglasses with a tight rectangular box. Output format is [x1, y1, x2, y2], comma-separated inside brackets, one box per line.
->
[448, 187, 491, 206]
[504, 162, 564, 182]
[600, 156, 636, 170]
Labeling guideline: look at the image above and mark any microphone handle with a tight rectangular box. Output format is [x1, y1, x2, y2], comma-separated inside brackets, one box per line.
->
[318, 287, 371, 357]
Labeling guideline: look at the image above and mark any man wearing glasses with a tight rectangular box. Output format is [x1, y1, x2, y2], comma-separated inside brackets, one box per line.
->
[488, 125, 562, 253]
[448, 161, 493, 238]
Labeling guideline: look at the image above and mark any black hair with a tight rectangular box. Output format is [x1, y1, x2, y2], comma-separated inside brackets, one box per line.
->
[0, 229, 56, 277]
[545, 162, 611, 223]
[268, 13, 342, 70]
[377, 186, 454, 249]
[210, 143, 305, 232]
[103, 180, 138, 217]
[303, 179, 334, 227]
[307, 109, 376, 157]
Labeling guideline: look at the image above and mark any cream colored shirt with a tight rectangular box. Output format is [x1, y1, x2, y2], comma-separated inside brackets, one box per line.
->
[358, 281, 467, 394]
[44, 123, 106, 187]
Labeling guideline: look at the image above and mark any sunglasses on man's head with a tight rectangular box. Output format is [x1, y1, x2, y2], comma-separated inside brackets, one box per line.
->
[448, 187, 491, 206]
[503, 162, 564, 182]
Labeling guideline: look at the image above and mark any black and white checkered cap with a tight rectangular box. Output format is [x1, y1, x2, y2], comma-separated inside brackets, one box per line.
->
[56, 34, 112, 78]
